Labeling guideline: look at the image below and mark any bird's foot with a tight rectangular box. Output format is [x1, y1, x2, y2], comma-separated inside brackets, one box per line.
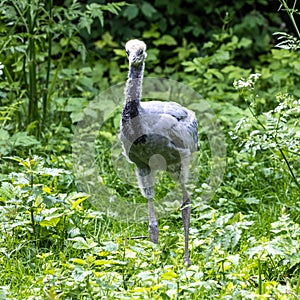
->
[149, 223, 158, 244]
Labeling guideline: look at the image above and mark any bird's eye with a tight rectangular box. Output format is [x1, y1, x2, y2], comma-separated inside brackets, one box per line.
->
[137, 49, 143, 55]
[126, 50, 130, 56]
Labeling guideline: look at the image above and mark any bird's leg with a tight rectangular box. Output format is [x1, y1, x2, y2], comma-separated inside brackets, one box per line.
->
[135, 167, 158, 243]
[148, 197, 158, 244]
[181, 183, 191, 266]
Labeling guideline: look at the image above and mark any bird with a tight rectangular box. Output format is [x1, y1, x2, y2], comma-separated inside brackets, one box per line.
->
[119, 39, 198, 266]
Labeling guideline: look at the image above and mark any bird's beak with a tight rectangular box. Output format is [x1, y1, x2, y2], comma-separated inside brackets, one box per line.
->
[128, 51, 147, 66]
[128, 53, 138, 65]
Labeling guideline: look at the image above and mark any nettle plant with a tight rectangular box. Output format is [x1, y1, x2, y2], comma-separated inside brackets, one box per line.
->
[0, 156, 90, 248]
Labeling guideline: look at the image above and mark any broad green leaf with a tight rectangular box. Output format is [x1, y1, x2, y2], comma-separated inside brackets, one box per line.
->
[143, 24, 160, 39]
[95, 32, 118, 49]
[64, 97, 88, 113]
[153, 35, 177, 46]
[264, 244, 285, 257]
[39, 214, 63, 227]
[245, 245, 264, 259]
[207, 68, 224, 81]
[42, 186, 51, 194]
[9, 132, 40, 148]
[73, 267, 92, 282]
[113, 49, 126, 57]
[161, 269, 178, 280]
[41, 167, 70, 177]
[69, 237, 98, 250]
[141, 2, 157, 18]
[222, 186, 241, 197]
[212, 50, 230, 64]
[123, 5, 138, 20]
[102, 241, 119, 252]
[238, 37, 252, 48]
[0, 182, 15, 200]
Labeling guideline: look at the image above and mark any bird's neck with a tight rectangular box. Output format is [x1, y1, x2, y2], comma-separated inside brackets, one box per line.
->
[122, 63, 144, 121]
[125, 62, 144, 104]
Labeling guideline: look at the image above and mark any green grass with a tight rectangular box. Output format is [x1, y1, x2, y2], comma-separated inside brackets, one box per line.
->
[0, 137, 299, 299]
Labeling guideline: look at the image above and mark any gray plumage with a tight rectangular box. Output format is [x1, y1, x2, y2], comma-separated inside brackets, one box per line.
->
[119, 39, 198, 266]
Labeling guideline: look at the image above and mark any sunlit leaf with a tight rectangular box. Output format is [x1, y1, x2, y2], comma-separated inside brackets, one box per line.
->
[93, 259, 127, 266]
[39, 214, 63, 227]
[161, 269, 178, 280]
[71, 195, 90, 210]
[70, 258, 86, 265]
[64, 192, 90, 208]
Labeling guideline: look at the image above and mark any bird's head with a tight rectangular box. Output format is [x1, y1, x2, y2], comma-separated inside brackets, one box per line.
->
[125, 39, 147, 66]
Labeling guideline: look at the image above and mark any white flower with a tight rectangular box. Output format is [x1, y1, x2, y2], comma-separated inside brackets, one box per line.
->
[233, 78, 251, 89]
[233, 73, 261, 90]
[249, 73, 261, 81]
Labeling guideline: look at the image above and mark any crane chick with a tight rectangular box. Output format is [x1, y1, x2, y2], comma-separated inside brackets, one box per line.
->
[119, 39, 198, 266]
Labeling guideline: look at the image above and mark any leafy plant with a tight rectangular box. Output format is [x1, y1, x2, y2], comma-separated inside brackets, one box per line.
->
[232, 74, 300, 189]
[0, 0, 127, 136]
[274, 0, 300, 50]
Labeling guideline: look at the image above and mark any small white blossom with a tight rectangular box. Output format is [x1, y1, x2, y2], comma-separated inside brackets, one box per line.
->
[249, 73, 261, 81]
[233, 78, 251, 89]
[233, 73, 261, 90]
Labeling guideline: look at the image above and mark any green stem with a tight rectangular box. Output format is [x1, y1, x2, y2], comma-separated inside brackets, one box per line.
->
[248, 105, 300, 189]
[278, 148, 300, 189]
[274, 108, 300, 188]
[3, 66, 13, 85]
[42, 0, 53, 127]
[296, 272, 300, 296]
[29, 168, 36, 243]
[27, 0, 39, 135]
[30, 206, 36, 238]
[258, 258, 263, 295]
[11, 0, 30, 33]
[45, 37, 71, 116]
[279, 0, 300, 39]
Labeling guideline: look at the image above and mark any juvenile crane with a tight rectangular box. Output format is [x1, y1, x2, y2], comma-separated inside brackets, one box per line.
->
[119, 39, 198, 266]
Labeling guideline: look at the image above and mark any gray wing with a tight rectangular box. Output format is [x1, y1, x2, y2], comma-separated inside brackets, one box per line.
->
[140, 101, 198, 154]
[141, 101, 188, 121]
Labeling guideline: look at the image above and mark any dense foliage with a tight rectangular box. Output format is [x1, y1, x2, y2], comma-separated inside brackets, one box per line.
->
[0, 0, 299, 298]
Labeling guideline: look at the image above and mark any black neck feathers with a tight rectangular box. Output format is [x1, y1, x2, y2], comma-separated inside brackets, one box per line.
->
[122, 62, 144, 122]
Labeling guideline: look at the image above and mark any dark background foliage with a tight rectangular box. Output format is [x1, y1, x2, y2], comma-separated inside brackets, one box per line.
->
[82, 0, 286, 66]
